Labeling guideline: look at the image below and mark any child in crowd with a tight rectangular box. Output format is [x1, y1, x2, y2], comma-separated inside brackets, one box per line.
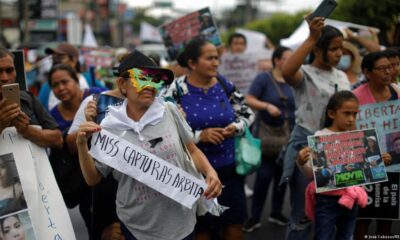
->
[296, 90, 391, 239]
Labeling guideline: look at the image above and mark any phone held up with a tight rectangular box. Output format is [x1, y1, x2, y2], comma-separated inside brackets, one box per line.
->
[2, 83, 21, 107]
[309, 0, 338, 20]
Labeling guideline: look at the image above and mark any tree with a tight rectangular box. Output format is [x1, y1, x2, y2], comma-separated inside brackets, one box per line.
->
[331, 0, 400, 46]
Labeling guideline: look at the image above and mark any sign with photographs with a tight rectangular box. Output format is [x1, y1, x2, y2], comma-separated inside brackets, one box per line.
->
[159, 7, 222, 61]
[308, 129, 388, 193]
[0, 128, 76, 239]
[356, 100, 400, 219]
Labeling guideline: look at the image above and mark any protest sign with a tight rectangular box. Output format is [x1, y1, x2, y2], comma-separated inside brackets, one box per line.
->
[218, 53, 259, 94]
[0, 127, 76, 239]
[89, 129, 207, 209]
[358, 172, 399, 219]
[159, 7, 221, 61]
[308, 129, 388, 193]
[356, 100, 400, 219]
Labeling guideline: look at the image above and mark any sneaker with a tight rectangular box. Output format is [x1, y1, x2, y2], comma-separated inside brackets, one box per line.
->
[268, 213, 289, 226]
[242, 217, 261, 232]
[244, 184, 254, 198]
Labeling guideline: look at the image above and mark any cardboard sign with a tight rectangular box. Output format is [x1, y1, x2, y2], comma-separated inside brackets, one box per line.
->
[218, 53, 258, 94]
[0, 128, 76, 240]
[308, 129, 388, 193]
[159, 7, 221, 61]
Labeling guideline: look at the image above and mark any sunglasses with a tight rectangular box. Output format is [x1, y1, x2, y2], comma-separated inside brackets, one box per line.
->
[0, 67, 15, 74]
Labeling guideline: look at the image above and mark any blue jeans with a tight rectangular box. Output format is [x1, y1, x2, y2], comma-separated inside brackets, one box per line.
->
[250, 153, 286, 221]
[281, 125, 313, 240]
[315, 195, 358, 240]
[121, 223, 194, 240]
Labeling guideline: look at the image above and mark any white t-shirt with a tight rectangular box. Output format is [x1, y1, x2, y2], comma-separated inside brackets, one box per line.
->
[293, 65, 350, 133]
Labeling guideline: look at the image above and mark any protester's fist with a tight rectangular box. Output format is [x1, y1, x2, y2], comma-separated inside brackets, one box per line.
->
[76, 121, 101, 145]
[305, 14, 325, 41]
[199, 128, 225, 145]
[85, 100, 98, 122]
[297, 147, 311, 166]
[204, 169, 222, 199]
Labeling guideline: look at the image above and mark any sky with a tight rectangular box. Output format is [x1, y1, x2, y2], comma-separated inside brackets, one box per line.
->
[124, 0, 322, 14]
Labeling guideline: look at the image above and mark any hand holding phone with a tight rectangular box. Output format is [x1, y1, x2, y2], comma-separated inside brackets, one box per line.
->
[2, 83, 21, 107]
[309, 0, 338, 20]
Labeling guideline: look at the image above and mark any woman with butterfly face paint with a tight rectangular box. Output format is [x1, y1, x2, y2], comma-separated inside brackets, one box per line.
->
[76, 50, 222, 240]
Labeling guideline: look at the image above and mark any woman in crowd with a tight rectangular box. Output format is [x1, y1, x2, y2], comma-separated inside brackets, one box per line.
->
[48, 64, 103, 132]
[164, 37, 254, 240]
[280, 16, 350, 239]
[0, 153, 25, 217]
[352, 51, 400, 239]
[337, 41, 363, 87]
[76, 50, 222, 240]
[243, 46, 295, 232]
[0, 215, 25, 240]
[47, 63, 102, 236]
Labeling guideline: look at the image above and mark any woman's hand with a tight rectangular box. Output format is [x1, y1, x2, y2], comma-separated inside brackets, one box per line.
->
[76, 121, 101, 145]
[85, 100, 98, 122]
[266, 103, 281, 117]
[305, 14, 325, 41]
[203, 169, 222, 200]
[199, 128, 225, 145]
[297, 147, 311, 166]
[382, 153, 392, 166]
[222, 124, 236, 138]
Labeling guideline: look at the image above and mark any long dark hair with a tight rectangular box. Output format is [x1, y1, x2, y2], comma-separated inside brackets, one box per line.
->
[322, 90, 359, 128]
[309, 25, 343, 64]
[272, 46, 291, 68]
[177, 37, 210, 70]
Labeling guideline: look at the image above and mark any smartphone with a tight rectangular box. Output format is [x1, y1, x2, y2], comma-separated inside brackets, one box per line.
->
[2, 83, 21, 107]
[309, 0, 338, 20]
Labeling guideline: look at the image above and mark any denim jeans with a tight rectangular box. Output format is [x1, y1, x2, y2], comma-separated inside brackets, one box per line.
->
[250, 153, 286, 221]
[315, 195, 358, 240]
[281, 125, 313, 240]
[121, 223, 194, 240]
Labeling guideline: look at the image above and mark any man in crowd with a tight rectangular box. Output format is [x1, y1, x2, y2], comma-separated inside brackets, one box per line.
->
[0, 48, 62, 148]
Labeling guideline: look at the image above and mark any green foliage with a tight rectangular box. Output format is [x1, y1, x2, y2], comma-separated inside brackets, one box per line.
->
[129, 8, 164, 35]
[244, 11, 306, 45]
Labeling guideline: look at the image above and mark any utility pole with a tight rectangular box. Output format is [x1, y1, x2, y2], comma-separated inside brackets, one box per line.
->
[23, 0, 29, 44]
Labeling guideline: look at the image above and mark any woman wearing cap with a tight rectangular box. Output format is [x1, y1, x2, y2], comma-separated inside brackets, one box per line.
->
[39, 42, 106, 110]
[76, 50, 222, 240]
[352, 51, 398, 239]
[165, 37, 254, 240]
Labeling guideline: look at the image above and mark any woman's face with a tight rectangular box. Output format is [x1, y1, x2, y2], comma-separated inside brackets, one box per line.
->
[2, 216, 25, 240]
[50, 70, 80, 103]
[366, 57, 392, 86]
[368, 139, 376, 149]
[190, 43, 219, 78]
[316, 36, 344, 67]
[393, 139, 400, 154]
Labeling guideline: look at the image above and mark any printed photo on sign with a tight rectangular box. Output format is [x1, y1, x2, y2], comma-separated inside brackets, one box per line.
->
[0, 211, 36, 240]
[0, 153, 27, 217]
[386, 132, 400, 172]
[307, 129, 388, 193]
[159, 7, 221, 61]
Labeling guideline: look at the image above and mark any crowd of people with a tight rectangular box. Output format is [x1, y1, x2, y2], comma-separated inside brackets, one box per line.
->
[0, 12, 399, 240]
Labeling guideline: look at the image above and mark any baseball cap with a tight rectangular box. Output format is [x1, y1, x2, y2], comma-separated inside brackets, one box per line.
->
[114, 50, 174, 85]
[45, 43, 79, 59]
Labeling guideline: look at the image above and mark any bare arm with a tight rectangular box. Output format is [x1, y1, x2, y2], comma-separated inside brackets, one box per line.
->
[186, 142, 222, 199]
[345, 28, 381, 53]
[282, 16, 325, 86]
[245, 95, 281, 117]
[12, 111, 63, 148]
[76, 121, 103, 186]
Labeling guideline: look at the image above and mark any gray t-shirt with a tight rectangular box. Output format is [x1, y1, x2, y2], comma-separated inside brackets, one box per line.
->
[293, 65, 350, 133]
[95, 103, 197, 240]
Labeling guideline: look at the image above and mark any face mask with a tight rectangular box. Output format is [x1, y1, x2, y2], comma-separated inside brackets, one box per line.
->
[127, 68, 166, 93]
[337, 55, 352, 71]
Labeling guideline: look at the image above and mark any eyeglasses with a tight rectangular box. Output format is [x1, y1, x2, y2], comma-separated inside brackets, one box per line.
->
[373, 65, 392, 73]
[0, 67, 15, 74]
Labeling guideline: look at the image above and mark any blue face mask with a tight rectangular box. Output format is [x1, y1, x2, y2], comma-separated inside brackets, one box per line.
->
[337, 55, 352, 71]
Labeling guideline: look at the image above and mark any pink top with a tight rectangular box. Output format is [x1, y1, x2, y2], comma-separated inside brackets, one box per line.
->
[353, 83, 400, 105]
